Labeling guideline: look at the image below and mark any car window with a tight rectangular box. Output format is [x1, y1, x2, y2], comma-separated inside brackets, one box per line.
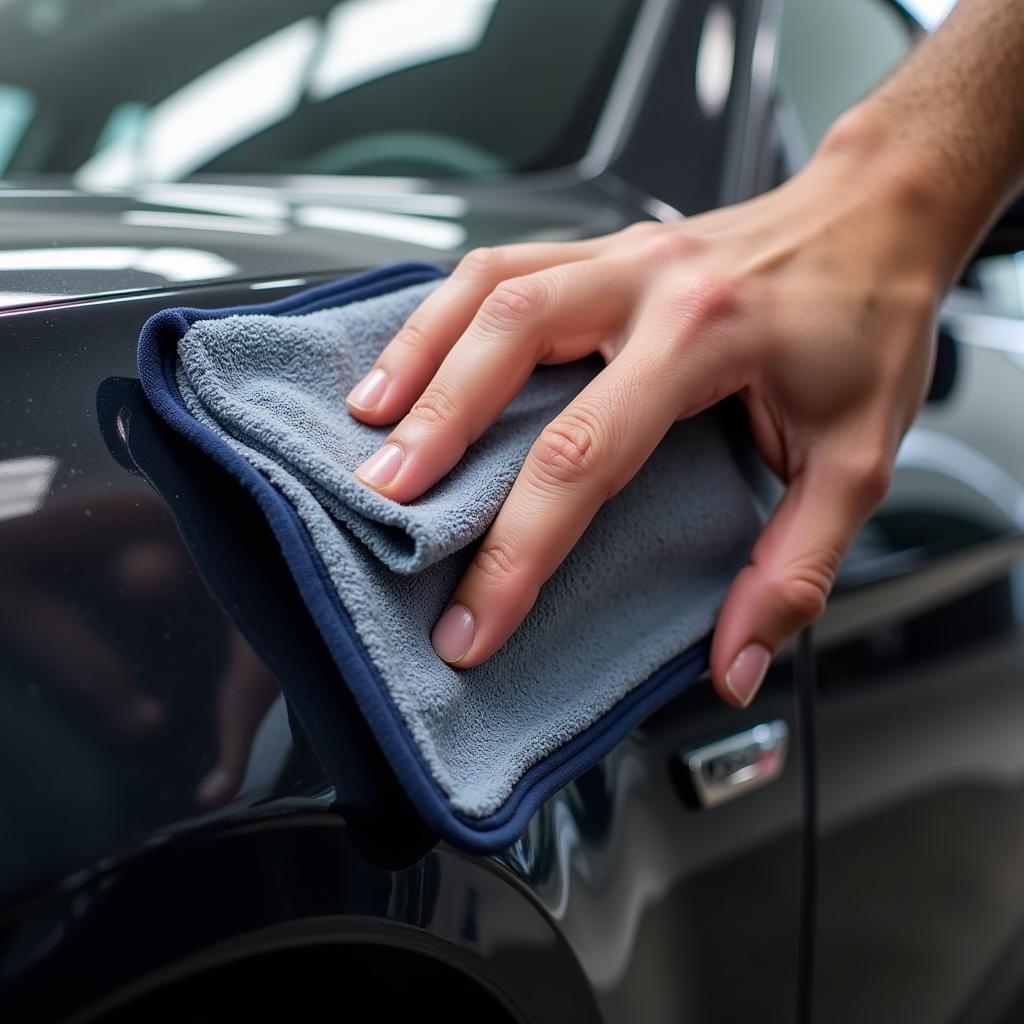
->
[0, 0, 640, 185]
[775, 0, 913, 163]
[0, 84, 34, 173]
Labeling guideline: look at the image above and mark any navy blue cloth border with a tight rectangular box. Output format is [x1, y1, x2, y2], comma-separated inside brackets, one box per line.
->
[136, 261, 709, 853]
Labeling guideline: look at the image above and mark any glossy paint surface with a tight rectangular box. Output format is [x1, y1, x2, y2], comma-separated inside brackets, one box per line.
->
[0, 175, 639, 898]
[0, 175, 627, 312]
[8, 0, 1024, 1021]
[0, 169, 803, 1024]
[809, 297, 1024, 1023]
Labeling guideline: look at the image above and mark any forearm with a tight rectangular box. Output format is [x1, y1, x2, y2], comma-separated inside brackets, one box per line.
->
[814, 0, 1024, 288]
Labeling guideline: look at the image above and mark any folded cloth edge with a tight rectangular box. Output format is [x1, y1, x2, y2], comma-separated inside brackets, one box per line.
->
[137, 261, 712, 853]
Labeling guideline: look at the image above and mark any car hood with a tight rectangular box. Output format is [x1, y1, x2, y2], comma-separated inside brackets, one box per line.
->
[0, 174, 629, 311]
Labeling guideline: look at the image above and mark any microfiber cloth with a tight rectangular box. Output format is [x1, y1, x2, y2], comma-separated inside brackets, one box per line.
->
[137, 261, 762, 852]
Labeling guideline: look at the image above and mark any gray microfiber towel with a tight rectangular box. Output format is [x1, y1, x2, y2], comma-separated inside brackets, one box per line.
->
[139, 263, 761, 850]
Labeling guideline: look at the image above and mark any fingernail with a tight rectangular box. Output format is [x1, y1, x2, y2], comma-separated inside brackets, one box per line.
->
[347, 367, 388, 411]
[432, 603, 475, 663]
[355, 442, 403, 488]
[725, 643, 771, 707]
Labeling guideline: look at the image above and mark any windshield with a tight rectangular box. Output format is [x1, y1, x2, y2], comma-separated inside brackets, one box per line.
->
[0, 0, 639, 186]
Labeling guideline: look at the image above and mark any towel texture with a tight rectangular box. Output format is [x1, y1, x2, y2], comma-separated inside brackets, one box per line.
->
[138, 263, 761, 850]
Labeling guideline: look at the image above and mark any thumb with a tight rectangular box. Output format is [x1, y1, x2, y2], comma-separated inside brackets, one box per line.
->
[709, 448, 890, 707]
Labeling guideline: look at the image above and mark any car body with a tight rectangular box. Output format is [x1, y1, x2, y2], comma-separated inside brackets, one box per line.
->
[2, 1, 1024, 1021]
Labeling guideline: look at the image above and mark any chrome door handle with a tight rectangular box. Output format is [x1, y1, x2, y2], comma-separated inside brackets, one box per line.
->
[679, 720, 789, 808]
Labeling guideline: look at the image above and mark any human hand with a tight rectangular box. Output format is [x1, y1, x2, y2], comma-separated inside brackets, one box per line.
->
[346, 117, 949, 707]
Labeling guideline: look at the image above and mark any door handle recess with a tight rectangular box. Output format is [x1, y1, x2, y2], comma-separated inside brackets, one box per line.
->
[679, 720, 789, 808]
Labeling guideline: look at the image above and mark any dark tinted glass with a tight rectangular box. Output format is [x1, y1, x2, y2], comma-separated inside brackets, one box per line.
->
[0, 0, 639, 184]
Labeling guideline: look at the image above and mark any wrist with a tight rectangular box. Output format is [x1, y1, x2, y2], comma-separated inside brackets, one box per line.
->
[812, 101, 977, 290]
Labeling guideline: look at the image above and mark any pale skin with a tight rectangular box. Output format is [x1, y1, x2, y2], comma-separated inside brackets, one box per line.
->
[347, 0, 1024, 708]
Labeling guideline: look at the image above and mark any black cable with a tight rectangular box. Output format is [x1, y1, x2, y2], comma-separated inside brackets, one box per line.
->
[795, 626, 818, 1024]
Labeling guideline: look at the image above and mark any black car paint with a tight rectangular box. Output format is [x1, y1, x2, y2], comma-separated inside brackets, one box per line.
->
[2, 0, 1024, 1021]
[0, 175, 633, 312]
[0, 165, 805, 1022]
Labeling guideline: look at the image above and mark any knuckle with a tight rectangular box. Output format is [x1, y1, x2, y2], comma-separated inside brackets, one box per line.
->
[659, 270, 738, 322]
[640, 229, 696, 264]
[695, 275, 740, 321]
[480, 276, 546, 327]
[619, 220, 661, 243]
[409, 387, 461, 428]
[779, 576, 829, 626]
[531, 412, 601, 486]
[472, 540, 521, 586]
[772, 559, 836, 627]
[456, 246, 502, 279]
[653, 270, 739, 354]
[393, 315, 430, 352]
[849, 450, 892, 506]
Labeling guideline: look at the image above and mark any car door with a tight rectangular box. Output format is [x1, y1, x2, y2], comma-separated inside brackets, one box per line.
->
[812, 296, 1024, 1022]
[490, 4, 813, 1022]
[775, 1, 1024, 1018]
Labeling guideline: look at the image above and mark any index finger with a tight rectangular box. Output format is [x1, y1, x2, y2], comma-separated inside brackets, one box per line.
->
[346, 239, 606, 425]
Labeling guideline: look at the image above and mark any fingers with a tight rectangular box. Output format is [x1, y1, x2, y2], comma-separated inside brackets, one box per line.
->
[428, 294, 730, 667]
[709, 441, 892, 707]
[195, 633, 280, 808]
[354, 259, 636, 503]
[346, 239, 607, 425]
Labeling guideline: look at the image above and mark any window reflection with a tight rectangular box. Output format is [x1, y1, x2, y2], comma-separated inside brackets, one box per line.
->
[0, 0, 639, 184]
[75, 0, 499, 188]
[77, 18, 321, 188]
[0, 83, 34, 176]
[308, 0, 497, 101]
[0, 246, 238, 281]
[294, 203, 466, 248]
[0, 456, 58, 521]
[121, 210, 288, 236]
